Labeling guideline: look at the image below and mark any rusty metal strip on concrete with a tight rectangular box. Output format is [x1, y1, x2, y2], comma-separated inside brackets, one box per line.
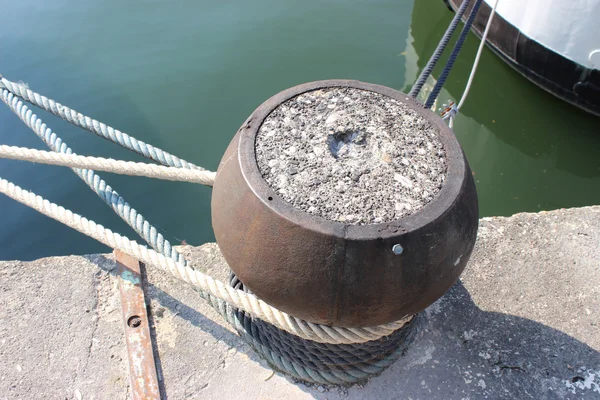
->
[115, 250, 161, 400]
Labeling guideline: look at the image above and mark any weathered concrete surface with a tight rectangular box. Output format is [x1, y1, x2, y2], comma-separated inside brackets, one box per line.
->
[255, 86, 447, 224]
[0, 255, 129, 399]
[1, 206, 599, 399]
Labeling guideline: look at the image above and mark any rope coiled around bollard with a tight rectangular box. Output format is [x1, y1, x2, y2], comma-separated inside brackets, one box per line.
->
[225, 275, 420, 384]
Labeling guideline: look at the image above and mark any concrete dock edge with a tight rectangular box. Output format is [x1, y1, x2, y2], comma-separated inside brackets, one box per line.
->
[1, 206, 599, 399]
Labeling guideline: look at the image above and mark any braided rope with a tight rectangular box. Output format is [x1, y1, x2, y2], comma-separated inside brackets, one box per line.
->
[0, 77, 204, 170]
[409, 0, 472, 98]
[0, 177, 410, 345]
[0, 145, 216, 186]
[230, 276, 403, 362]
[192, 290, 420, 385]
[424, 0, 484, 109]
[226, 276, 419, 383]
[231, 309, 419, 384]
[0, 89, 187, 265]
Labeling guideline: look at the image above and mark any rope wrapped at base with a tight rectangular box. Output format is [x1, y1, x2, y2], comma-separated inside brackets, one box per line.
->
[202, 289, 420, 385]
[224, 273, 420, 385]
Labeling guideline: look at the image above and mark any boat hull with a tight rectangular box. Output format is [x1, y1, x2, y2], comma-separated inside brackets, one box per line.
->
[446, 0, 600, 117]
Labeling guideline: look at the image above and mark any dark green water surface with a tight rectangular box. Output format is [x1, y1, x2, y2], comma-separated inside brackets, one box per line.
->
[1, 0, 598, 260]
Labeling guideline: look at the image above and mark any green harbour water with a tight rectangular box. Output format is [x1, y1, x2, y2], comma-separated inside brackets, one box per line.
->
[1, 0, 598, 261]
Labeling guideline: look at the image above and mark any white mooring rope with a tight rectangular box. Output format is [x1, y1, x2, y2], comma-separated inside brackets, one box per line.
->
[447, 0, 500, 129]
[0, 77, 204, 171]
[0, 145, 216, 186]
[457, 0, 500, 111]
[0, 75, 412, 347]
[0, 177, 410, 344]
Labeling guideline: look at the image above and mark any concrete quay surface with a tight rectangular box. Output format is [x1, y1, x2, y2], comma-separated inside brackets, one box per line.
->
[1, 206, 599, 399]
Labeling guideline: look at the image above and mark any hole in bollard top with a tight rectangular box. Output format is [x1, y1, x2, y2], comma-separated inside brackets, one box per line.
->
[255, 87, 447, 225]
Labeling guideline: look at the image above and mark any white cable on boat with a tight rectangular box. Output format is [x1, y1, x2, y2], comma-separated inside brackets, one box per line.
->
[451, 0, 501, 129]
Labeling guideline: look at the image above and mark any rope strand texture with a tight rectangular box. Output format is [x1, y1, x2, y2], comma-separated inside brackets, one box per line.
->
[424, 0, 484, 109]
[0, 145, 215, 186]
[0, 77, 204, 171]
[409, 0, 472, 98]
[0, 177, 409, 345]
[0, 89, 187, 266]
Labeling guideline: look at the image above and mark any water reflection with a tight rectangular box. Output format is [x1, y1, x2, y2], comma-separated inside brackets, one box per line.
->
[406, 0, 600, 217]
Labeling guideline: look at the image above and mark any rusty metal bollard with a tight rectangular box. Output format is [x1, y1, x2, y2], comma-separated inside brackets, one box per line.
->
[211, 80, 478, 327]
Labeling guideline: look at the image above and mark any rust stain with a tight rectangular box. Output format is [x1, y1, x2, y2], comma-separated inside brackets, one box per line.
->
[115, 250, 161, 400]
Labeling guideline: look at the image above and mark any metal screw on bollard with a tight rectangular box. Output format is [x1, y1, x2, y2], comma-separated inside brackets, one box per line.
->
[392, 244, 404, 255]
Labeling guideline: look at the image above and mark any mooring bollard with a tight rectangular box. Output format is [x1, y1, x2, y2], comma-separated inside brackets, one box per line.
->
[212, 80, 478, 329]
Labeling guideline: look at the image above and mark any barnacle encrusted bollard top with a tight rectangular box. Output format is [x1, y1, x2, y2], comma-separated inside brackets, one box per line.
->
[255, 87, 447, 225]
[212, 80, 478, 327]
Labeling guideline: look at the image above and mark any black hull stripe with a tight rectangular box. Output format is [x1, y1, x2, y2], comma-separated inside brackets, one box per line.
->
[447, 0, 600, 117]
